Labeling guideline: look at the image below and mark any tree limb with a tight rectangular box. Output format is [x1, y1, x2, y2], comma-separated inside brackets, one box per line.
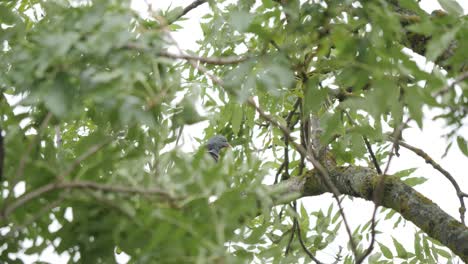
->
[392, 137, 467, 225]
[272, 166, 468, 262]
[1, 180, 178, 221]
[168, 0, 208, 25]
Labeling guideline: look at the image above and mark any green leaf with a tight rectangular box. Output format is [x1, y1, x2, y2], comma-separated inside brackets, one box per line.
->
[394, 168, 417, 178]
[379, 242, 393, 259]
[437, 0, 463, 16]
[456, 136, 468, 157]
[392, 237, 408, 259]
[414, 233, 424, 261]
[426, 27, 459, 61]
[44, 86, 68, 117]
[0, 4, 19, 24]
[230, 11, 253, 32]
[402, 177, 428, 187]
[304, 78, 328, 114]
[231, 103, 243, 135]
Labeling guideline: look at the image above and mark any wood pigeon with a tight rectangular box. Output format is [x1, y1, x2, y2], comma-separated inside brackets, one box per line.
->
[207, 135, 231, 162]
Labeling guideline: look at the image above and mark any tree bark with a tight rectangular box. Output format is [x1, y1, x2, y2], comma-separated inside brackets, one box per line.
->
[272, 166, 468, 262]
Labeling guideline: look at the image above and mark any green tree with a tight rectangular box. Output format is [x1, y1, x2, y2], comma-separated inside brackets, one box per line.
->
[1, 0, 467, 263]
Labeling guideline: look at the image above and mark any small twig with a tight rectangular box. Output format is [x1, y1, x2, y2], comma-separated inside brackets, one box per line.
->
[392, 138, 466, 224]
[168, 0, 208, 25]
[357, 118, 410, 264]
[83, 190, 141, 225]
[58, 138, 113, 181]
[158, 50, 249, 65]
[11, 112, 53, 191]
[284, 215, 296, 255]
[343, 111, 382, 174]
[331, 246, 343, 264]
[280, 99, 301, 183]
[433, 71, 468, 96]
[175, 126, 184, 146]
[247, 98, 359, 259]
[293, 203, 323, 264]
[124, 43, 249, 65]
[363, 137, 382, 174]
[3, 196, 65, 238]
[274, 162, 285, 184]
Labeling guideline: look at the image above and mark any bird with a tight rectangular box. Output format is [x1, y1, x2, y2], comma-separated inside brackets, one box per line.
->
[206, 135, 231, 162]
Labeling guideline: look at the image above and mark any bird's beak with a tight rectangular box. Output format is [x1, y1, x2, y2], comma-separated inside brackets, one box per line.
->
[225, 143, 232, 148]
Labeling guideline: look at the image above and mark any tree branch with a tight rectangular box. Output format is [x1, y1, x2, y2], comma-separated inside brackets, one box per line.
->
[1, 180, 178, 220]
[158, 51, 249, 65]
[433, 71, 468, 96]
[124, 43, 249, 65]
[392, 137, 467, 225]
[168, 0, 208, 25]
[271, 166, 468, 262]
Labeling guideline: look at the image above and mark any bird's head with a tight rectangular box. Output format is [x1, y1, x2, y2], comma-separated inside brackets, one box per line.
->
[207, 135, 231, 162]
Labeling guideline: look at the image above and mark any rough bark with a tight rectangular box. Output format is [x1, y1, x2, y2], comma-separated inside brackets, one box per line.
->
[272, 166, 468, 262]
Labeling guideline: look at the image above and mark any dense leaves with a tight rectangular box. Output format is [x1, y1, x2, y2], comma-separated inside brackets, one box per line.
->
[0, 0, 466, 263]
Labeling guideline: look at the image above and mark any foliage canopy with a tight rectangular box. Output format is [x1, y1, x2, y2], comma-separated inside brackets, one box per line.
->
[0, 0, 467, 263]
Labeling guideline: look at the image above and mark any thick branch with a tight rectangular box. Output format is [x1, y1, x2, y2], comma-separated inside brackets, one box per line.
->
[272, 166, 468, 262]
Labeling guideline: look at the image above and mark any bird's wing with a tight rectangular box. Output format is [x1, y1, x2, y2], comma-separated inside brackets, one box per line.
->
[208, 150, 219, 162]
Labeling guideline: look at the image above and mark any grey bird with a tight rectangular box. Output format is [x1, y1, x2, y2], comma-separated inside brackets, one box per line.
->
[207, 135, 231, 162]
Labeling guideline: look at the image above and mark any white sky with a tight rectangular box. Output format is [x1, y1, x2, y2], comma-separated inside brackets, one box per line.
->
[16, 0, 468, 263]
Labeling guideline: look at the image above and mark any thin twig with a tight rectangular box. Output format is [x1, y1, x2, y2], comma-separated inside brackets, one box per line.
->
[3, 196, 65, 238]
[124, 43, 249, 65]
[58, 138, 113, 181]
[159, 50, 249, 65]
[279, 98, 301, 183]
[357, 118, 410, 264]
[433, 71, 468, 96]
[343, 111, 382, 174]
[284, 218, 296, 255]
[392, 138, 466, 224]
[363, 137, 382, 174]
[11, 112, 53, 192]
[274, 162, 285, 184]
[293, 202, 323, 264]
[168, 0, 208, 25]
